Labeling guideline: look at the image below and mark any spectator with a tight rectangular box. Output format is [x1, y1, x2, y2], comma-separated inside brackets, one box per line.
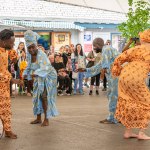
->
[87, 47, 102, 95]
[16, 42, 26, 79]
[50, 45, 55, 54]
[70, 44, 75, 53]
[71, 44, 86, 95]
[53, 53, 72, 95]
[49, 54, 55, 66]
[66, 55, 73, 87]
[59, 46, 65, 53]
[59, 46, 68, 68]
[18, 51, 27, 95]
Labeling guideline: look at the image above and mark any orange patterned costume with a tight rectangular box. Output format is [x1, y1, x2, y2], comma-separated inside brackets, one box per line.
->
[112, 29, 150, 128]
[0, 47, 12, 131]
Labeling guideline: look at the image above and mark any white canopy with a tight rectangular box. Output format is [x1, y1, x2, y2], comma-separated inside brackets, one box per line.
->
[46, 0, 150, 13]
[0, 0, 126, 24]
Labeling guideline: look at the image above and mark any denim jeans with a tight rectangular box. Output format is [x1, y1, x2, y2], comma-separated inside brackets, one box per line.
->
[74, 72, 84, 92]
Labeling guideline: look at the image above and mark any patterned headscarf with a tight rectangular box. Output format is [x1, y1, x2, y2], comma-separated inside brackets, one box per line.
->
[24, 30, 40, 47]
[139, 29, 150, 43]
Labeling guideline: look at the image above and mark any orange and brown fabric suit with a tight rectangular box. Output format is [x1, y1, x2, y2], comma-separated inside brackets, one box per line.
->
[0, 47, 12, 131]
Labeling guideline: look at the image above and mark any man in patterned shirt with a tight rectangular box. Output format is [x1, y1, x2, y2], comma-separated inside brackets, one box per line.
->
[0, 29, 22, 139]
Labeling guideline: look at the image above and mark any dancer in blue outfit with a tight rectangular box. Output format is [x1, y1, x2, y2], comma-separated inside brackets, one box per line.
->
[23, 30, 58, 126]
[85, 38, 120, 124]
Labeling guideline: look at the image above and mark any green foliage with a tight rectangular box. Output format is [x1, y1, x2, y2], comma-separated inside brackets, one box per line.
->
[128, 0, 133, 6]
[118, 0, 150, 39]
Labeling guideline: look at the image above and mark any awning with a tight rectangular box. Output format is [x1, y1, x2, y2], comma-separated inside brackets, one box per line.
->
[0, 21, 25, 29]
[2, 20, 85, 31]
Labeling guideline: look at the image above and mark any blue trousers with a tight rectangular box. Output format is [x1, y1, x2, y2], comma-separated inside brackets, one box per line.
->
[74, 72, 84, 92]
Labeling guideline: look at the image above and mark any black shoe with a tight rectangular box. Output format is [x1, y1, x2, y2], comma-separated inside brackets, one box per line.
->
[66, 90, 72, 96]
[102, 88, 107, 91]
[96, 90, 99, 95]
[89, 90, 92, 95]
[57, 90, 63, 96]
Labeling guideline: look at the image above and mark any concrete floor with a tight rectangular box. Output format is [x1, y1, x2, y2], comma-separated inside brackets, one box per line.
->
[0, 88, 150, 150]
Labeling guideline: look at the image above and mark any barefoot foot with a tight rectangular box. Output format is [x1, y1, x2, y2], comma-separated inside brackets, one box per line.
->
[41, 119, 49, 127]
[138, 132, 150, 140]
[5, 131, 17, 139]
[30, 119, 42, 124]
[124, 133, 138, 139]
[27, 93, 32, 96]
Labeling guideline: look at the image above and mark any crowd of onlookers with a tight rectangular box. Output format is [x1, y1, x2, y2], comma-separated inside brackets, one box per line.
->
[8, 41, 108, 97]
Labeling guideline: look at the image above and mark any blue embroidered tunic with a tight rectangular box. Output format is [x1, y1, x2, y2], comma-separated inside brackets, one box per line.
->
[23, 50, 58, 118]
[85, 45, 120, 123]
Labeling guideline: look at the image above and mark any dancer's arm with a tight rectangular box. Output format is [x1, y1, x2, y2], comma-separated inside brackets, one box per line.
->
[101, 46, 120, 70]
[122, 38, 133, 52]
[85, 62, 102, 78]
[34, 52, 52, 78]
[111, 49, 132, 77]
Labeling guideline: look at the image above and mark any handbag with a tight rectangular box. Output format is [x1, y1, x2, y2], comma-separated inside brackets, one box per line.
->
[72, 71, 78, 79]
[86, 51, 94, 68]
[78, 55, 86, 69]
[86, 61, 94, 68]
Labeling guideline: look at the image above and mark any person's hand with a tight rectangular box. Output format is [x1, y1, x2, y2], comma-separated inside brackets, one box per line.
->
[58, 72, 63, 76]
[91, 58, 95, 61]
[77, 68, 86, 72]
[74, 69, 78, 73]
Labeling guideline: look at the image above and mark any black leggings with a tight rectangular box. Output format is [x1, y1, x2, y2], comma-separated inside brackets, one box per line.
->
[90, 73, 100, 86]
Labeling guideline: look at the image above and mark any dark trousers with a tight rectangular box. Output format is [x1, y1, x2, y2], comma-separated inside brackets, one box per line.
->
[65, 75, 72, 94]
[68, 71, 72, 85]
[90, 73, 100, 86]
[58, 75, 72, 94]
[58, 76, 64, 90]
[103, 75, 107, 88]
